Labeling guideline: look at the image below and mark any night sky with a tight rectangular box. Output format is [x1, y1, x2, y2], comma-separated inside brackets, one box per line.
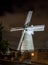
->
[0, 0, 48, 15]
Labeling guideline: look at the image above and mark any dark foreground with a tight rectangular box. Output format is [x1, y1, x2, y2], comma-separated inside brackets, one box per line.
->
[0, 60, 48, 65]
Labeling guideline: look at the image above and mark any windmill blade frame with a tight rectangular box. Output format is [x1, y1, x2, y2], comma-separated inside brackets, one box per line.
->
[10, 27, 24, 32]
[31, 25, 45, 32]
[17, 30, 25, 50]
[24, 11, 33, 26]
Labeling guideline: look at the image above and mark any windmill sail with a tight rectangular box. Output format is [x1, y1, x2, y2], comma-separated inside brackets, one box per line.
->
[10, 27, 24, 31]
[32, 25, 45, 31]
[24, 11, 33, 26]
[17, 30, 25, 50]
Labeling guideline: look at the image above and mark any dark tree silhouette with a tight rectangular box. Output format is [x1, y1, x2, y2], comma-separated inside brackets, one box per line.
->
[0, 23, 9, 54]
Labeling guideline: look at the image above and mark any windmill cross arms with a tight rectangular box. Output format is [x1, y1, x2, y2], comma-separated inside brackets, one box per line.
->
[31, 25, 45, 32]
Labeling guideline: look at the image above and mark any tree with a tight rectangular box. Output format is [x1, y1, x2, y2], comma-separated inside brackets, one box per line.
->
[0, 23, 9, 54]
[0, 23, 3, 41]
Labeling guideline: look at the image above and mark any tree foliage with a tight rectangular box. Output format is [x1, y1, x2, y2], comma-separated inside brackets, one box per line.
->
[0, 23, 9, 54]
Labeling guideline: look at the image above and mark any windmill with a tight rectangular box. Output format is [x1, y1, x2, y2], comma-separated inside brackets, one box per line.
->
[10, 11, 45, 53]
